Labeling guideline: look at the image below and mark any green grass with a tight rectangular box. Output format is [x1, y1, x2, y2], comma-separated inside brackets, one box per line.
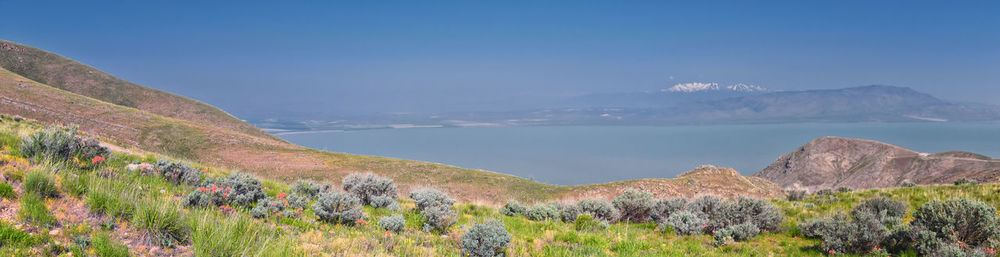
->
[60, 172, 89, 197]
[188, 210, 301, 257]
[92, 233, 131, 257]
[18, 193, 56, 228]
[23, 168, 58, 198]
[0, 181, 14, 199]
[133, 199, 190, 247]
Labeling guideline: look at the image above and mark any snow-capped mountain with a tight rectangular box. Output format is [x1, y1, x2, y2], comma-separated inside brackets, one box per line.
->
[664, 82, 767, 93]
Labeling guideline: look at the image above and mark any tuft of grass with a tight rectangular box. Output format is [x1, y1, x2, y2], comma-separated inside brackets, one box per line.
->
[133, 200, 190, 247]
[189, 210, 302, 257]
[18, 193, 56, 228]
[92, 233, 131, 257]
[87, 177, 140, 219]
[23, 168, 58, 198]
[61, 172, 89, 198]
[0, 181, 15, 199]
[0, 220, 39, 248]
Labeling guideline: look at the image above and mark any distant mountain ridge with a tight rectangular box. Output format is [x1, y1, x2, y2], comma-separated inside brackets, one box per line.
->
[753, 137, 1000, 191]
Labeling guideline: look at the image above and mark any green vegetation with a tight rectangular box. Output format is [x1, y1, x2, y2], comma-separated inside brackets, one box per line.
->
[92, 233, 131, 257]
[18, 193, 56, 228]
[0, 181, 14, 199]
[23, 168, 58, 198]
[2, 118, 1000, 256]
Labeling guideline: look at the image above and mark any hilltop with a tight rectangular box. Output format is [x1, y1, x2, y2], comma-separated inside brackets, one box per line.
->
[0, 40, 780, 203]
[753, 136, 1000, 191]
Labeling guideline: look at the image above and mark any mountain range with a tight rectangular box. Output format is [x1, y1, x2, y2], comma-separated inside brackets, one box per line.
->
[253, 84, 1000, 132]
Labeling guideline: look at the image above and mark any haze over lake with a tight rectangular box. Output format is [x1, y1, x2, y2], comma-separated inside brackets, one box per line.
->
[280, 122, 1000, 185]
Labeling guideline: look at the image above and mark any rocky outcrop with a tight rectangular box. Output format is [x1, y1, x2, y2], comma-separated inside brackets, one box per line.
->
[753, 137, 1000, 191]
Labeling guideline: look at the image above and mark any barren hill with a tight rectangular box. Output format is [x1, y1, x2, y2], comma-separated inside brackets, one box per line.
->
[753, 136, 1000, 191]
[0, 40, 277, 141]
[0, 40, 782, 203]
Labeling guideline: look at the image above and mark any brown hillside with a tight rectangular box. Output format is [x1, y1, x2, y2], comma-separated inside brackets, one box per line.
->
[753, 136, 1000, 191]
[0, 40, 277, 141]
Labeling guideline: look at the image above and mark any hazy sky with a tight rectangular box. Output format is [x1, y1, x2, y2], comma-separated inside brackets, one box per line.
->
[2, 1, 998, 118]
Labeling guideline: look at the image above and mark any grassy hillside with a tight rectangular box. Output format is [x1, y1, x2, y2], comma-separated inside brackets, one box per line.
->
[0, 59, 782, 203]
[0, 40, 277, 141]
[1, 118, 998, 256]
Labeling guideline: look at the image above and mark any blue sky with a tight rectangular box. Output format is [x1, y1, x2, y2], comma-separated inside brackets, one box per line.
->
[2, 1, 998, 118]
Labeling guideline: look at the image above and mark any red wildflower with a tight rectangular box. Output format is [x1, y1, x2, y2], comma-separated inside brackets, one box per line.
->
[198, 187, 209, 192]
[91, 156, 106, 164]
[356, 218, 368, 225]
[385, 230, 391, 237]
[828, 250, 835, 254]
[202, 169, 208, 173]
[224, 192, 229, 198]
[277, 192, 287, 200]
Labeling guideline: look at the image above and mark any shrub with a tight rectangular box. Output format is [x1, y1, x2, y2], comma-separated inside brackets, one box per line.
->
[499, 201, 527, 216]
[378, 214, 406, 233]
[687, 195, 731, 233]
[18, 193, 56, 228]
[250, 193, 304, 219]
[818, 212, 889, 254]
[461, 219, 511, 257]
[421, 204, 457, 233]
[154, 160, 201, 186]
[20, 126, 74, 161]
[92, 233, 131, 257]
[284, 193, 310, 211]
[851, 197, 907, 226]
[19, 126, 110, 163]
[342, 173, 398, 208]
[292, 179, 330, 199]
[23, 169, 58, 198]
[667, 210, 705, 235]
[785, 190, 808, 201]
[192, 172, 266, 208]
[713, 223, 760, 245]
[409, 188, 455, 211]
[799, 218, 829, 238]
[953, 178, 978, 186]
[727, 197, 784, 232]
[554, 202, 581, 222]
[837, 186, 852, 193]
[525, 204, 559, 221]
[815, 189, 834, 196]
[251, 197, 287, 219]
[900, 179, 917, 187]
[312, 191, 365, 225]
[77, 137, 111, 164]
[612, 189, 655, 223]
[651, 198, 687, 223]
[911, 199, 999, 255]
[576, 198, 619, 222]
[0, 181, 15, 199]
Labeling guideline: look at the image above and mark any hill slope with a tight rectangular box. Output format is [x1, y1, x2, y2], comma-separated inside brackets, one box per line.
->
[0, 40, 277, 141]
[0, 40, 782, 203]
[753, 136, 1000, 191]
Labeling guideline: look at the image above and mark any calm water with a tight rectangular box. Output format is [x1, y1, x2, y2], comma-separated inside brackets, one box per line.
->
[279, 122, 1000, 186]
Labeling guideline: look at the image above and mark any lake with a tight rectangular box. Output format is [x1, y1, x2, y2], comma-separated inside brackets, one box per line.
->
[278, 122, 1000, 186]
